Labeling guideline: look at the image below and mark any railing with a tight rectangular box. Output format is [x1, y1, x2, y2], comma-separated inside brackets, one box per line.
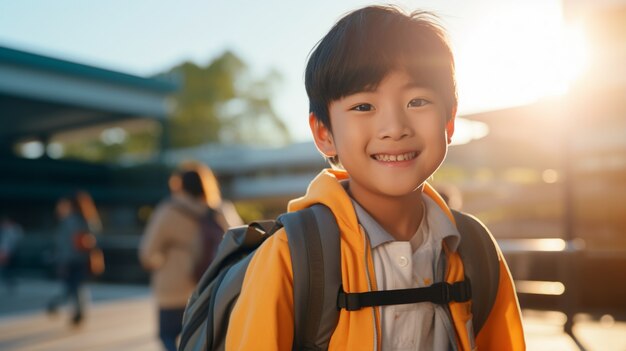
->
[499, 238, 586, 350]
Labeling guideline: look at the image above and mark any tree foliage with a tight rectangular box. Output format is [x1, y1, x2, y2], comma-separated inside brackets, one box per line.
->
[166, 51, 290, 148]
[57, 50, 290, 163]
[61, 125, 161, 163]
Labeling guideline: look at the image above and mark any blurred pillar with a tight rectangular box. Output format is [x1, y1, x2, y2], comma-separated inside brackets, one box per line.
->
[560, 109, 584, 349]
[158, 119, 170, 162]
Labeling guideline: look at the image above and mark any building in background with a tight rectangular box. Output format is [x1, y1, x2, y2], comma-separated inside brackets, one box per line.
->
[0, 46, 177, 282]
[1, 0, 624, 321]
[443, 0, 626, 315]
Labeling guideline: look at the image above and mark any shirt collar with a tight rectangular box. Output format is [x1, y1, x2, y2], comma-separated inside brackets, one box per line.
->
[350, 192, 460, 252]
[351, 199, 397, 248]
[422, 195, 460, 252]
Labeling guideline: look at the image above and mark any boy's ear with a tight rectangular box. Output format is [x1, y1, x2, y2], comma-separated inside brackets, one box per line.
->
[446, 107, 457, 144]
[446, 118, 455, 144]
[309, 113, 337, 157]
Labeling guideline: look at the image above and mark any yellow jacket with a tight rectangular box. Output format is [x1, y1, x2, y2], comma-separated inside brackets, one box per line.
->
[226, 169, 525, 350]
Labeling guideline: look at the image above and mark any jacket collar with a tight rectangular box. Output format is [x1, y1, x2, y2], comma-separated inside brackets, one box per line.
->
[288, 169, 459, 251]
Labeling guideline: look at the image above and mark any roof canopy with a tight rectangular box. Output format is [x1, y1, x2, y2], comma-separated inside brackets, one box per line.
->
[0, 46, 178, 142]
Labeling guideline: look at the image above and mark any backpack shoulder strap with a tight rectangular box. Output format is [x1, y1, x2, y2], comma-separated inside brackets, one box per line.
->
[179, 221, 274, 351]
[452, 209, 500, 335]
[278, 206, 498, 345]
[279, 204, 341, 351]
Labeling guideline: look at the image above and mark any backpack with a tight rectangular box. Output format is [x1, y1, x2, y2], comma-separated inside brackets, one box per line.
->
[179, 204, 500, 351]
[170, 201, 225, 282]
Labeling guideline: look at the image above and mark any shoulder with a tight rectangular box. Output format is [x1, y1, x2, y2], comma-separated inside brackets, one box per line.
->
[256, 227, 290, 256]
[244, 227, 292, 277]
[148, 201, 178, 222]
[153, 199, 174, 214]
[153, 199, 198, 221]
[143, 200, 197, 238]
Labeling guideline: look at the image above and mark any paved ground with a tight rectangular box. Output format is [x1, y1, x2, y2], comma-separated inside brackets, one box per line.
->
[0, 278, 625, 350]
[0, 278, 160, 351]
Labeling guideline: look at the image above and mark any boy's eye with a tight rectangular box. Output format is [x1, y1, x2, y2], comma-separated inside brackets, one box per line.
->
[350, 103, 374, 112]
[408, 98, 430, 108]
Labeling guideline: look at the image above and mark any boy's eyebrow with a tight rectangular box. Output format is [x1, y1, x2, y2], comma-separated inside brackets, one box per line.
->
[403, 81, 433, 91]
[344, 81, 434, 96]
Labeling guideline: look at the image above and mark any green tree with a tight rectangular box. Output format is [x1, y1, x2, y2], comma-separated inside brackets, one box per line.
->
[58, 50, 289, 163]
[53, 121, 162, 164]
[166, 51, 290, 148]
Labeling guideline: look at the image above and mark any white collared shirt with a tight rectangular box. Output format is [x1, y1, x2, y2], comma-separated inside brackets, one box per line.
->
[352, 194, 461, 351]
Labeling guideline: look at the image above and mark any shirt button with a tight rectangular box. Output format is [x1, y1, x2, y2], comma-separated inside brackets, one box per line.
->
[398, 256, 408, 267]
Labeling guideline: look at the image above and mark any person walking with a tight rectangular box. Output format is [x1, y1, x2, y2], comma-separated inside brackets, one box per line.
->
[139, 162, 241, 351]
[0, 215, 23, 294]
[47, 191, 102, 326]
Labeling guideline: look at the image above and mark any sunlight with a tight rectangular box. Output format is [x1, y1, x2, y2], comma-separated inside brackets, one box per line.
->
[559, 23, 589, 85]
[515, 280, 566, 296]
[450, 118, 489, 146]
[454, 1, 590, 114]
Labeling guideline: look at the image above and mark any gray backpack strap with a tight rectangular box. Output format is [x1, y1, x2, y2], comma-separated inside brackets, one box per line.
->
[452, 210, 500, 335]
[179, 221, 275, 351]
[279, 204, 341, 351]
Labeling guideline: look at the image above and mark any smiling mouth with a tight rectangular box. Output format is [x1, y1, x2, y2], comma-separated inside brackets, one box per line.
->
[371, 152, 417, 162]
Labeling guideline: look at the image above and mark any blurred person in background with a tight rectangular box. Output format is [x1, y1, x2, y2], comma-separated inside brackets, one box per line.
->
[139, 162, 241, 351]
[0, 215, 23, 294]
[47, 191, 102, 326]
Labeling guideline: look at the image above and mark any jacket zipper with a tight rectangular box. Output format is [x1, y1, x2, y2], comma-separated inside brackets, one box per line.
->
[360, 225, 379, 351]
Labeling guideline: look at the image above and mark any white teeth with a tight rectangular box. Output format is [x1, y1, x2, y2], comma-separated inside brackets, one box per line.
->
[374, 152, 416, 162]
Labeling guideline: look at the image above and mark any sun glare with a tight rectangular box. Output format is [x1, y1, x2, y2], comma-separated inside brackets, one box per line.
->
[449, 1, 591, 145]
[453, 2, 590, 115]
[450, 118, 489, 146]
[559, 23, 589, 85]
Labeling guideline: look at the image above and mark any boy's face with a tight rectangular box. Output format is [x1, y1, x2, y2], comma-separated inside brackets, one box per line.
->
[311, 70, 454, 199]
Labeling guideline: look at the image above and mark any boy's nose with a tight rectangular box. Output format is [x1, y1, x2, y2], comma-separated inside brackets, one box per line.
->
[377, 110, 412, 140]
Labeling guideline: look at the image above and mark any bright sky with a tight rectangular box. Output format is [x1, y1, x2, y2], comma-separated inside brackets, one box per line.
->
[0, 0, 577, 143]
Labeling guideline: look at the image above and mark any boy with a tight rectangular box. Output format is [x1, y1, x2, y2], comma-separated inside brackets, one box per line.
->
[226, 5, 525, 350]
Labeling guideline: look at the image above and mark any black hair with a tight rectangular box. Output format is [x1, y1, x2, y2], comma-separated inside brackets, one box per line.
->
[180, 170, 205, 198]
[305, 5, 457, 131]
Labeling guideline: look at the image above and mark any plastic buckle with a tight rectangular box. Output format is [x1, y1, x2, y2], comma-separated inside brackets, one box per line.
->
[337, 287, 361, 311]
[345, 294, 361, 311]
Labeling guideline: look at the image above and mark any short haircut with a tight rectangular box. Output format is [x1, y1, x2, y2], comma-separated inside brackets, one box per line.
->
[305, 5, 457, 131]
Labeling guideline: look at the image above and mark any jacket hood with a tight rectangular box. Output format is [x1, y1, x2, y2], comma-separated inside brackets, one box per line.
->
[288, 168, 456, 228]
[288, 169, 360, 235]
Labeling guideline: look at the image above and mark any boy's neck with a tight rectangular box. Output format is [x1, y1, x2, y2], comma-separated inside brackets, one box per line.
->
[348, 180, 425, 242]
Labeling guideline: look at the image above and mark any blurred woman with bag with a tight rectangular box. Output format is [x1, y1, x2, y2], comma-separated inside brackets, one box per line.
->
[139, 162, 242, 351]
[47, 191, 103, 326]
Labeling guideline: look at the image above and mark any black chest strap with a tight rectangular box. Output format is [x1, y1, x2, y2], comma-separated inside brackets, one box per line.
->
[337, 280, 472, 311]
